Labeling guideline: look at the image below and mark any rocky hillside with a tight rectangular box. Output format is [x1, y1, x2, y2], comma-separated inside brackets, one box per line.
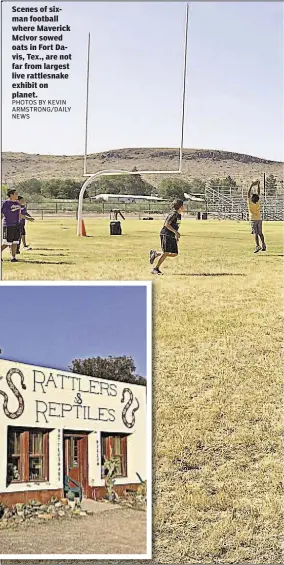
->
[2, 148, 283, 187]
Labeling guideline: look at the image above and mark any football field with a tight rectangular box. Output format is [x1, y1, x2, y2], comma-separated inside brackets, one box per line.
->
[2, 219, 283, 563]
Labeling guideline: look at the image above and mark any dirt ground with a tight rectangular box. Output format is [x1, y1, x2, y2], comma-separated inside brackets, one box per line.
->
[0, 507, 147, 557]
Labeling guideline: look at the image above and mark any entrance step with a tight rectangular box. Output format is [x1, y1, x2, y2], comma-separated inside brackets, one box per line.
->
[81, 498, 120, 514]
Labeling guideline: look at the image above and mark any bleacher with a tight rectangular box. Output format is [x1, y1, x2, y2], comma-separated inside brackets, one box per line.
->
[205, 185, 284, 221]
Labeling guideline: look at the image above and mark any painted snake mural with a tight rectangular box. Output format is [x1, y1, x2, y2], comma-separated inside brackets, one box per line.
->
[121, 387, 139, 429]
[0, 368, 26, 419]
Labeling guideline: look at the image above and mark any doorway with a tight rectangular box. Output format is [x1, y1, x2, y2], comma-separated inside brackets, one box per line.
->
[63, 432, 89, 497]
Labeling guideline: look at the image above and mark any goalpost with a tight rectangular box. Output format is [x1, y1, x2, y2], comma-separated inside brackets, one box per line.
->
[77, 3, 190, 236]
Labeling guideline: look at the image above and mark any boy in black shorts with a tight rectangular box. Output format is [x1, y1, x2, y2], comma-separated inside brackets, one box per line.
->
[1, 189, 34, 262]
[17, 196, 34, 253]
[1, 189, 21, 262]
[149, 198, 184, 275]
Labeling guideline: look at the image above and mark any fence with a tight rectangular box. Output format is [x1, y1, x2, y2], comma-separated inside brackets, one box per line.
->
[26, 198, 206, 219]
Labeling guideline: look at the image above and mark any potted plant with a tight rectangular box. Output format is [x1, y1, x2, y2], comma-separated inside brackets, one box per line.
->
[66, 490, 76, 509]
[103, 456, 120, 502]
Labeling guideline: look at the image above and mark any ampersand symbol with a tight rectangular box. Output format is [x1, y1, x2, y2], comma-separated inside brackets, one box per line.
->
[74, 393, 82, 405]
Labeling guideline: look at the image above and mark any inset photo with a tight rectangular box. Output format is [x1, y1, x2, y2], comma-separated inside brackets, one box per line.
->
[0, 282, 151, 560]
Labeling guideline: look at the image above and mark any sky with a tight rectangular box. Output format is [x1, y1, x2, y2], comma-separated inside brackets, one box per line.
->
[0, 285, 148, 376]
[2, 1, 283, 161]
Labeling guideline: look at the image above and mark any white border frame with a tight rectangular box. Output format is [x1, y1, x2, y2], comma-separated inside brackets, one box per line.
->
[0, 281, 152, 561]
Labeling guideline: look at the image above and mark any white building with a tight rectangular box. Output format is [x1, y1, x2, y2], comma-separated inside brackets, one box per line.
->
[0, 359, 147, 506]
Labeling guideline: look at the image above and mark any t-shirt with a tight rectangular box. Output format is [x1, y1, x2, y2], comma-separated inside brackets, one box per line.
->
[248, 199, 261, 221]
[20, 205, 27, 225]
[1, 199, 21, 227]
[160, 210, 181, 237]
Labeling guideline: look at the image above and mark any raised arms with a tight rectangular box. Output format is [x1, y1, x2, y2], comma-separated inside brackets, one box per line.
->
[248, 179, 260, 199]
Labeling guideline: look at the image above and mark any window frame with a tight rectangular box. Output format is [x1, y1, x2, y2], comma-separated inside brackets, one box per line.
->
[101, 433, 128, 478]
[69, 436, 79, 468]
[7, 427, 49, 484]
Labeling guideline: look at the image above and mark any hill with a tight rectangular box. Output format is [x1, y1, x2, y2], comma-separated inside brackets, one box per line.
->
[2, 148, 283, 187]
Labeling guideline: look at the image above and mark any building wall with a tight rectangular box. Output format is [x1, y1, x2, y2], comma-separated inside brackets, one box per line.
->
[0, 359, 147, 501]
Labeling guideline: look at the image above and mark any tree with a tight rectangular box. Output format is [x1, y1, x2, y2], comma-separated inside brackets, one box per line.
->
[221, 176, 237, 188]
[89, 176, 120, 195]
[158, 178, 191, 200]
[189, 178, 206, 194]
[1, 184, 8, 199]
[208, 178, 220, 190]
[15, 178, 42, 195]
[208, 176, 237, 191]
[40, 179, 60, 198]
[88, 173, 154, 197]
[129, 168, 154, 196]
[265, 174, 277, 196]
[40, 179, 83, 199]
[9, 178, 45, 203]
[57, 179, 82, 199]
[70, 356, 146, 386]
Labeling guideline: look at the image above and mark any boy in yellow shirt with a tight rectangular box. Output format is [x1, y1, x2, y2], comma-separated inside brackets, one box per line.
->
[247, 179, 266, 253]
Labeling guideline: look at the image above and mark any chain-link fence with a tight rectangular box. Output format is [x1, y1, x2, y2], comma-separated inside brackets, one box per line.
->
[24, 198, 206, 219]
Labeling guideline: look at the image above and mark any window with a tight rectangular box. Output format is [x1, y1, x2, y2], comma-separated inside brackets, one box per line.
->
[101, 433, 127, 478]
[69, 437, 79, 468]
[7, 429, 21, 482]
[7, 427, 49, 484]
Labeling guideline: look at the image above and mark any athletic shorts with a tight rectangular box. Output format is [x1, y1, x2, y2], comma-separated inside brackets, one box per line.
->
[20, 224, 26, 236]
[3, 225, 21, 245]
[160, 234, 178, 254]
[250, 220, 263, 235]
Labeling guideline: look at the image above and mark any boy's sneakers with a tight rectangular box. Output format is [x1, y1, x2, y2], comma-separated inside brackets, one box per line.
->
[10, 257, 18, 263]
[149, 250, 157, 264]
[253, 246, 261, 253]
[152, 267, 163, 275]
[261, 244, 267, 251]
[23, 245, 32, 250]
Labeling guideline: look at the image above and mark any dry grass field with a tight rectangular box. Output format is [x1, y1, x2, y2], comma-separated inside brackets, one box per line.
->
[2, 147, 283, 186]
[2, 218, 283, 563]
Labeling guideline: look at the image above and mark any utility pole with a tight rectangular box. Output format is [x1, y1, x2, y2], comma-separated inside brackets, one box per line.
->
[263, 172, 266, 200]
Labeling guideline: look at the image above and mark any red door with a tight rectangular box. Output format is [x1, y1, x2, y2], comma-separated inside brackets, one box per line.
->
[64, 433, 88, 496]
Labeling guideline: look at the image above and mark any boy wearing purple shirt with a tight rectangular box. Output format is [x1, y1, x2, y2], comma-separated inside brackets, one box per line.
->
[1, 189, 33, 262]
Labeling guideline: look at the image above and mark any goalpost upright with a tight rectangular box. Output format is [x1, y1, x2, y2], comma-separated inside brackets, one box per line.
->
[77, 3, 190, 236]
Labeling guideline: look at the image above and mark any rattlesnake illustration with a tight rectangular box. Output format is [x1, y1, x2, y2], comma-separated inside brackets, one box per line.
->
[0, 368, 26, 419]
[121, 388, 139, 428]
